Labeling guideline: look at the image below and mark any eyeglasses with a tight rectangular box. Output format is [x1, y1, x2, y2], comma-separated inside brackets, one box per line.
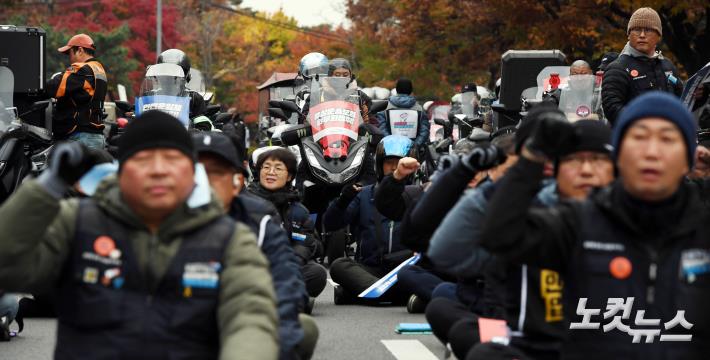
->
[261, 165, 287, 174]
[560, 153, 611, 168]
[630, 27, 657, 36]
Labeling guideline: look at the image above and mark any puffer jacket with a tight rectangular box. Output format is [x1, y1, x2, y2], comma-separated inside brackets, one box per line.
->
[247, 183, 321, 264]
[376, 94, 430, 146]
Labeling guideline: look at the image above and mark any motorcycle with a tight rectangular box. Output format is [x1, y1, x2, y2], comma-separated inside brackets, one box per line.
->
[271, 76, 385, 264]
[0, 66, 54, 204]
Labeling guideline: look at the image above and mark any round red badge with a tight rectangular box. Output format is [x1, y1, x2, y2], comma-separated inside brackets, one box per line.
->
[609, 256, 632, 280]
[630, 69, 639, 77]
[94, 236, 116, 257]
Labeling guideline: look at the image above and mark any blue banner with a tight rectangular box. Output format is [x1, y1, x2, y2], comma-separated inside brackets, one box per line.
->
[135, 95, 190, 127]
[358, 254, 421, 298]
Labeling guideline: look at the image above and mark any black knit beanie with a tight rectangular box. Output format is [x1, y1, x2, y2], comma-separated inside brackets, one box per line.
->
[118, 110, 195, 166]
[395, 78, 413, 95]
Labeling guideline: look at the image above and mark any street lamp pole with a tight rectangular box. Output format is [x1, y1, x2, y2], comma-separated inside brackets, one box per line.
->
[156, 0, 162, 55]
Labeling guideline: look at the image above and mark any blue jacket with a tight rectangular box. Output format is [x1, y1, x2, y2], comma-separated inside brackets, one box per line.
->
[323, 184, 407, 268]
[229, 194, 306, 360]
[376, 94, 430, 146]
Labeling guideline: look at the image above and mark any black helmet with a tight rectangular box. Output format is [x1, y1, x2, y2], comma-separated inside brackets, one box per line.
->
[328, 58, 353, 77]
[157, 49, 191, 81]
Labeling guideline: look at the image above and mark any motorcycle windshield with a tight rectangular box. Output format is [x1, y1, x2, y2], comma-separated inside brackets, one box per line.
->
[136, 63, 190, 126]
[559, 75, 599, 121]
[0, 66, 15, 133]
[307, 77, 361, 159]
[460, 92, 477, 118]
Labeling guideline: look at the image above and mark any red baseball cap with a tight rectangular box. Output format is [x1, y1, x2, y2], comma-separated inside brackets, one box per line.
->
[58, 33, 96, 53]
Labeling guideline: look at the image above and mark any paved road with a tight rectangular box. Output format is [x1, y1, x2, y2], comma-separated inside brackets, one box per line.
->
[1, 280, 448, 359]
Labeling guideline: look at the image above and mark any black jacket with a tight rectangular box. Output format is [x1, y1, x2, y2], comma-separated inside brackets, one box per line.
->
[602, 45, 683, 125]
[481, 158, 710, 360]
[46, 58, 107, 137]
[247, 183, 321, 265]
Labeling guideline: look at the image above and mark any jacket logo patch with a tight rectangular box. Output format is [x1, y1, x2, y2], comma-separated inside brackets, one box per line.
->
[630, 69, 639, 77]
[182, 262, 221, 289]
[583, 241, 625, 252]
[93, 236, 116, 257]
[681, 249, 710, 283]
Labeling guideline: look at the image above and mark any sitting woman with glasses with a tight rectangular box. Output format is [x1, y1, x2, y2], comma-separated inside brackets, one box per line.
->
[248, 148, 328, 309]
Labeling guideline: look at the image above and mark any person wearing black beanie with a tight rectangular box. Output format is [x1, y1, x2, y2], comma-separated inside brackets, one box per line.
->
[0, 111, 281, 357]
[395, 77, 413, 95]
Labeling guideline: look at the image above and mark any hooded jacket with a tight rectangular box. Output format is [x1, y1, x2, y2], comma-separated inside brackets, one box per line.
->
[0, 178, 279, 360]
[376, 94, 430, 146]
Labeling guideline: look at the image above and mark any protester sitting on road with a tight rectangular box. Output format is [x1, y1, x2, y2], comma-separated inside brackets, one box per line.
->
[193, 132, 318, 360]
[323, 135, 415, 305]
[248, 148, 328, 301]
[480, 92, 710, 360]
[374, 137, 509, 313]
[0, 110, 279, 359]
[428, 115, 615, 360]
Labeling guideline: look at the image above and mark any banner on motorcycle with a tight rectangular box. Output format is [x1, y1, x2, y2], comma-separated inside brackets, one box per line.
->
[388, 109, 419, 139]
[309, 100, 360, 158]
[135, 95, 190, 127]
[358, 254, 421, 298]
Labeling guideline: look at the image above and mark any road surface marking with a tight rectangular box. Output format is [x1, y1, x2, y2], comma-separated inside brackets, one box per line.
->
[381, 339, 439, 360]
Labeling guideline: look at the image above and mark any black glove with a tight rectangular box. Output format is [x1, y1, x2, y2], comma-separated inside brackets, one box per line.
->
[524, 109, 576, 159]
[462, 144, 508, 171]
[335, 183, 361, 209]
[37, 142, 101, 199]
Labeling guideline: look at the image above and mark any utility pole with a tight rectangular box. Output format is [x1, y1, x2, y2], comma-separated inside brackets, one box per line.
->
[156, 0, 162, 55]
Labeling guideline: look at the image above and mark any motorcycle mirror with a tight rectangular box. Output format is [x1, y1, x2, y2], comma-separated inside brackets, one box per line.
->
[268, 108, 288, 121]
[114, 100, 133, 113]
[31, 100, 51, 111]
[369, 100, 387, 114]
[204, 105, 220, 117]
[434, 118, 449, 127]
[280, 124, 311, 146]
[279, 100, 301, 114]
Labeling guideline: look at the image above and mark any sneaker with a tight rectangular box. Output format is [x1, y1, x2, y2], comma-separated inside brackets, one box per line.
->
[333, 285, 356, 305]
[406, 294, 427, 314]
[0, 317, 10, 342]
